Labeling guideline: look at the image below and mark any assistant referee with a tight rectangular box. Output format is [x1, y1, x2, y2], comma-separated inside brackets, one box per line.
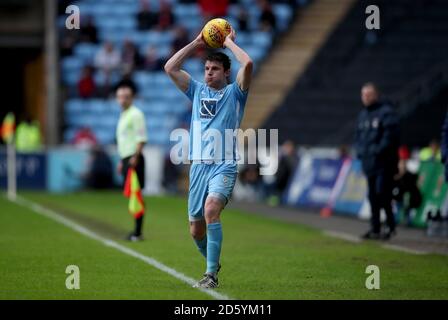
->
[115, 83, 148, 241]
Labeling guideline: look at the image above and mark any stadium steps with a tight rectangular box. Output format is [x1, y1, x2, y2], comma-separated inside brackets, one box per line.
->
[264, 0, 448, 146]
[240, 0, 356, 131]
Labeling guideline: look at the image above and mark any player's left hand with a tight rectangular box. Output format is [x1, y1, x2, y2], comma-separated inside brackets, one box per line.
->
[223, 27, 236, 48]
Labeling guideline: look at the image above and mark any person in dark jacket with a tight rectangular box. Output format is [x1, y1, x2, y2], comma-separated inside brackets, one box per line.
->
[355, 82, 400, 240]
[392, 146, 422, 226]
[441, 111, 448, 182]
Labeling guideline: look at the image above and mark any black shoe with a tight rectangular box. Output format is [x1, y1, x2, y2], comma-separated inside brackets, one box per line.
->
[361, 230, 381, 240]
[126, 232, 144, 242]
[193, 273, 219, 289]
[382, 229, 397, 240]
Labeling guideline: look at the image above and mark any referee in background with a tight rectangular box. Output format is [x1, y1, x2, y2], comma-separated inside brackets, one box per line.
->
[115, 83, 148, 241]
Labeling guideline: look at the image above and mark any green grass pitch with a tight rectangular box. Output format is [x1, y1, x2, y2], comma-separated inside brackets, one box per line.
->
[1, 191, 447, 299]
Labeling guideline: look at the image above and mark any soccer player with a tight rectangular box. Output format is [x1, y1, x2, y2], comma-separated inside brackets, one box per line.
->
[164, 28, 253, 288]
[115, 83, 148, 241]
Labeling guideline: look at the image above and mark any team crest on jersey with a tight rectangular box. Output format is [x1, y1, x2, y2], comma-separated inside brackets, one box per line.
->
[200, 99, 218, 119]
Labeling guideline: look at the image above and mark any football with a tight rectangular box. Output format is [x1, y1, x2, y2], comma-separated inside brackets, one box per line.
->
[202, 18, 232, 49]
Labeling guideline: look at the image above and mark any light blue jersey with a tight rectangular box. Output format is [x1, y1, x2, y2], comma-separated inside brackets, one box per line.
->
[183, 76, 249, 275]
[184, 78, 249, 161]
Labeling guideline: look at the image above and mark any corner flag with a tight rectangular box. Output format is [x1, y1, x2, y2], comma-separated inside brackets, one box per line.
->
[1, 112, 15, 144]
[123, 168, 145, 218]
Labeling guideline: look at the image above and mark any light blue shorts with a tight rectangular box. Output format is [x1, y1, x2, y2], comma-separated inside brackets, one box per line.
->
[188, 161, 238, 221]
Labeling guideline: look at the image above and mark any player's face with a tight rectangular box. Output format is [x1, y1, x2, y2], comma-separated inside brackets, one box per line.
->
[361, 86, 378, 107]
[116, 87, 133, 109]
[204, 60, 229, 89]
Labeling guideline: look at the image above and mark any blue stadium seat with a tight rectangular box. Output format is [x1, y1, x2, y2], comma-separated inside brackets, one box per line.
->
[173, 4, 200, 18]
[62, 56, 84, 72]
[183, 59, 203, 74]
[94, 71, 121, 86]
[235, 32, 251, 47]
[244, 45, 267, 62]
[89, 99, 107, 113]
[273, 4, 293, 32]
[62, 0, 289, 146]
[63, 71, 81, 86]
[251, 31, 272, 49]
[96, 16, 136, 32]
[139, 43, 171, 59]
[94, 128, 115, 145]
[65, 99, 85, 115]
[228, 5, 241, 18]
[73, 43, 99, 64]
[63, 128, 77, 143]
[178, 18, 202, 33]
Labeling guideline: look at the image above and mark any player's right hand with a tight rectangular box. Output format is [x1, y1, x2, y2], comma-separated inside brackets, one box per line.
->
[117, 161, 122, 175]
[194, 31, 206, 47]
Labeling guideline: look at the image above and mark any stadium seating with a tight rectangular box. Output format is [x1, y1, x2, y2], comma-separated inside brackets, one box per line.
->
[264, 0, 448, 147]
[60, 0, 296, 148]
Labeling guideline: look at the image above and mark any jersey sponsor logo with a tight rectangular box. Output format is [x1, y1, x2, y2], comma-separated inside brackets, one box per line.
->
[200, 99, 218, 119]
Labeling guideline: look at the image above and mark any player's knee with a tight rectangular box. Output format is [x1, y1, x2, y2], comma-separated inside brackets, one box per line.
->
[204, 198, 223, 223]
[190, 221, 206, 239]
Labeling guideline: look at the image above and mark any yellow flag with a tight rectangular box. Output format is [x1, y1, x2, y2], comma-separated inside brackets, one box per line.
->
[123, 168, 145, 218]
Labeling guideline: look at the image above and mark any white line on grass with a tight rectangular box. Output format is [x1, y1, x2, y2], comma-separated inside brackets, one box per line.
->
[382, 244, 427, 255]
[323, 230, 428, 255]
[12, 195, 232, 300]
[323, 230, 362, 243]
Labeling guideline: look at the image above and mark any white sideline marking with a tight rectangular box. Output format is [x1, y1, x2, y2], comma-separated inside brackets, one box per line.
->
[323, 230, 362, 243]
[324, 230, 428, 255]
[11, 196, 232, 300]
[382, 244, 427, 255]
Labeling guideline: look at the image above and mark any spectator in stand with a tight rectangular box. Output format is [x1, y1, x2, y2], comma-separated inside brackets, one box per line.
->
[77, 66, 96, 98]
[162, 155, 181, 194]
[15, 115, 43, 152]
[121, 39, 142, 73]
[73, 127, 97, 148]
[392, 146, 422, 226]
[272, 140, 298, 202]
[172, 26, 190, 53]
[258, 0, 277, 32]
[94, 41, 121, 94]
[79, 15, 98, 44]
[156, 0, 176, 31]
[234, 163, 263, 202]
[237, 7, 249, 32]
[142, 46, 164, 71]
[442, 111, 448, 182]
[59, 27, 78, 57]
[84, 146, 115, 189]
[419, 139, 441, 162]
[137, 0, 158, 31]
[198, 0, 229, 21]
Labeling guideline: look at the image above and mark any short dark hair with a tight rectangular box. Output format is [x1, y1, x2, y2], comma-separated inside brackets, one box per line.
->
[115, 81, 136, 95]
[205, 52, 231, 71]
